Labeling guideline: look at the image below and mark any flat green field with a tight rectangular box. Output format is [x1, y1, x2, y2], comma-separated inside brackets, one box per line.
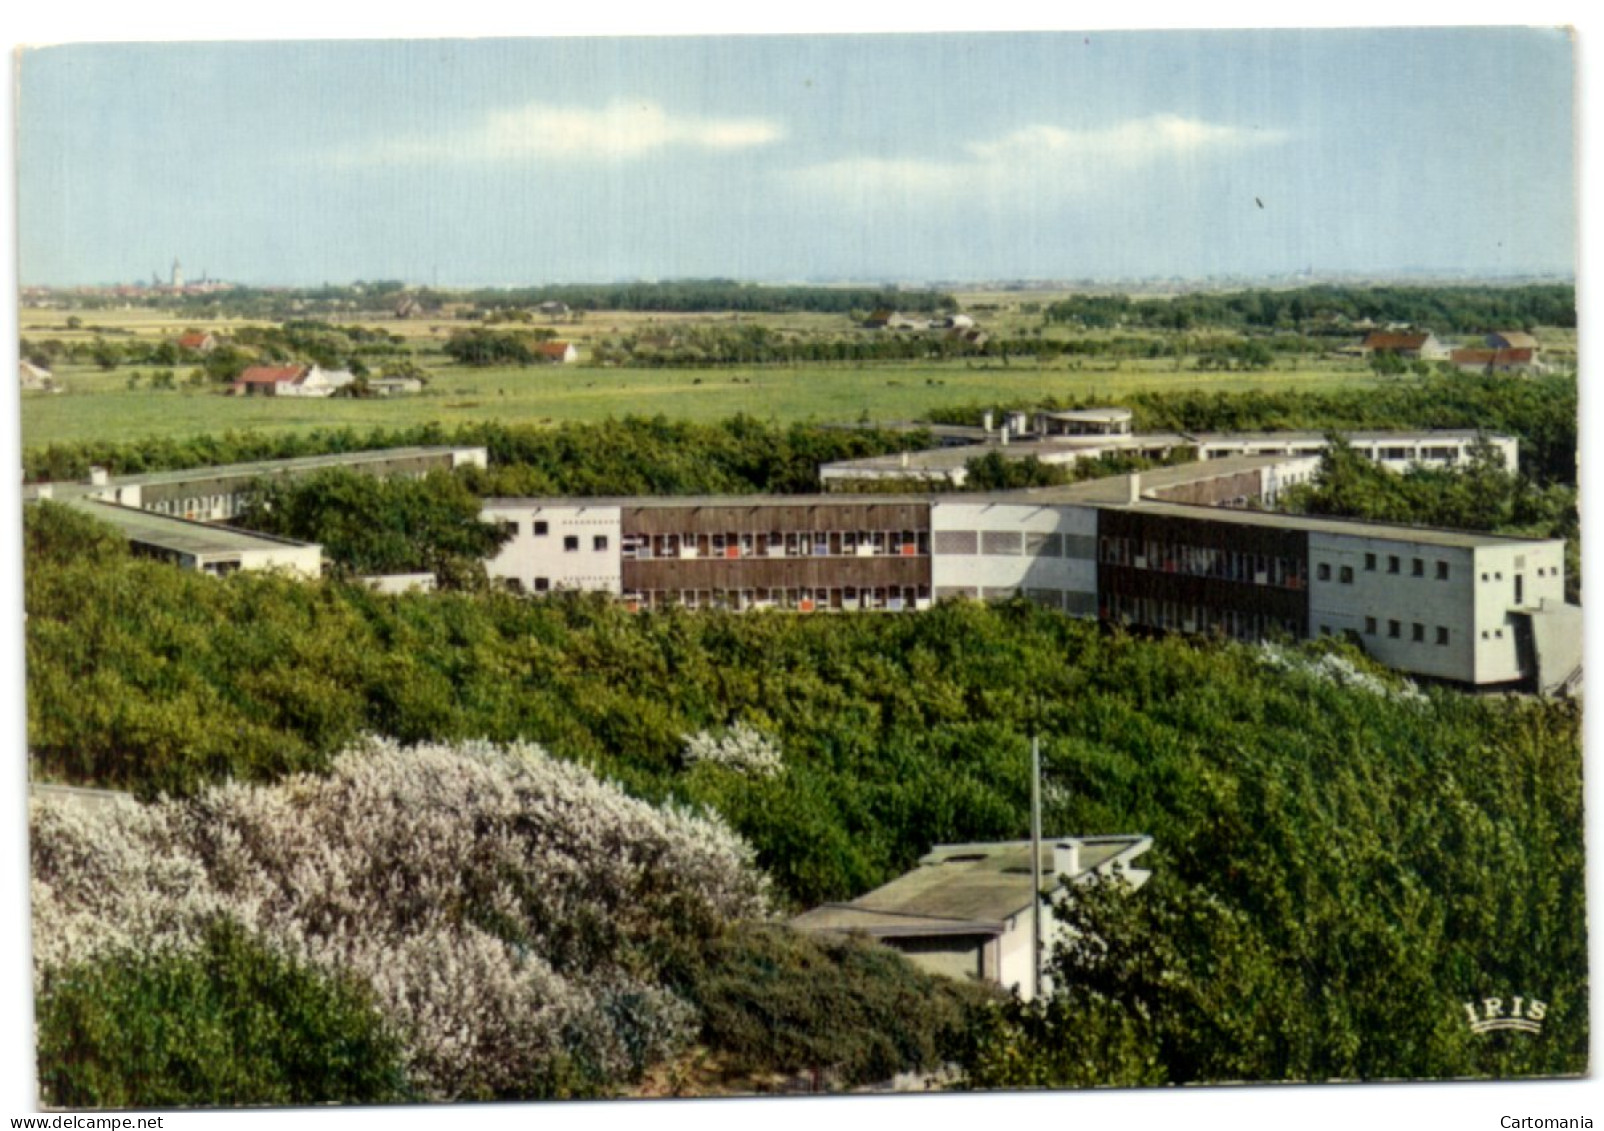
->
[20, 358, 1383, 450]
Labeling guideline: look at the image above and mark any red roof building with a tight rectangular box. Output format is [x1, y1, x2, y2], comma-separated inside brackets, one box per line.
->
[232, 365, 308, 395]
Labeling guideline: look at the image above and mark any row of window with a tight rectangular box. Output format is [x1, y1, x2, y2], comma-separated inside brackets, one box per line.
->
[622, 585, 931, 612]
[1316, 554, 1450, 584]
[1099, 536, 1306, 589]
[1102, 593, 1300, 642]
[1342, 618, 1452, 646]
[620, 531, 929, 560]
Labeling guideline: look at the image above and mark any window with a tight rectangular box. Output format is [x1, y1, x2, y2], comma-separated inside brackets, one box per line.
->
[1436, 626, 1449, 646]
[1317, 563, 1331, 581]
[593, 535, 609, 552]
[1412, 623, 1425, 643]
[1436, 561, 1449, 581]
[1388, 620, 1401, 639]
[564, 536, 579, 552]
[498, 521, 519, 537]
[1481, 572, 1490, 582]
[1364, 553, 1377, 571]
[1364, 616, 1377, 635]
[1388, 556, 1400, 574]
[1320, 625, 1332, 637]
[534, 577, 550, 592]
[534, 521, 549, 536]
[1339, 566, 1354, 584]
[1412, 558, 1424, 577]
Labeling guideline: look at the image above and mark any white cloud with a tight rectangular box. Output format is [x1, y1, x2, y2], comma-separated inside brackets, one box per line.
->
[797, 115, 1288, 204]
[347, 100, 784, 165]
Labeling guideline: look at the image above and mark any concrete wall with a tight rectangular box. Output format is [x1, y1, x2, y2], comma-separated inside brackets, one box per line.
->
[482, 502, 622, 594]
[1471, 540, 1567, 685]
[931, 502, 1097, 613]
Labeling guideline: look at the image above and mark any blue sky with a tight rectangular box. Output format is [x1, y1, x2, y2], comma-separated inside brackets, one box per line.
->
[16, 28, 1576, 286]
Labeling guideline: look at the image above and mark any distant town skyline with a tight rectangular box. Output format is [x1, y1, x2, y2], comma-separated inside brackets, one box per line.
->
[17, 29, 1576, 288]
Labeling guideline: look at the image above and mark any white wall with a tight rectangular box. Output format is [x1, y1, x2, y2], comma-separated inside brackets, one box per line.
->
[236, 542, 324, 578]
[1308, 533, 1478, 682]
[931, 502, 1098, 613]
[1471, 541, 1568, 684]
[482, 502, 622, 594]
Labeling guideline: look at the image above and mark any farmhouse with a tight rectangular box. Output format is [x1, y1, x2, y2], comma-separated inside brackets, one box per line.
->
[790, 836, 1153, 1000]
[230, 364, 356, 397]
[536, 341, 579, 364]
[176, 331, 217, 353]
[1359, 330, 1451, 361]
[20, 360, 57, 392]
[1449, 348, 1540, 375]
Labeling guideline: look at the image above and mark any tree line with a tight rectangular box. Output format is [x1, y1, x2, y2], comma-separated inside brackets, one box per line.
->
[1043, 283, 1576, 333]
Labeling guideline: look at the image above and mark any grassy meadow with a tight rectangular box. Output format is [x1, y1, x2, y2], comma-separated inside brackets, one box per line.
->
[22, 296, 1387, 449]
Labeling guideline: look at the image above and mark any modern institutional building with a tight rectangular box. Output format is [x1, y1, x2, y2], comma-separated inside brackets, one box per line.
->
[482, 449, 1578, 693]
[817, 408, 1520, 489]
[789, 835, 1154, 1001]
[24, 446, 488, 578]
[24, 417, 1578, 694]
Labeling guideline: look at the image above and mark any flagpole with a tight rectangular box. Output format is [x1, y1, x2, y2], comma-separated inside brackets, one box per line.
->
[1030, 732, 1043, 1001]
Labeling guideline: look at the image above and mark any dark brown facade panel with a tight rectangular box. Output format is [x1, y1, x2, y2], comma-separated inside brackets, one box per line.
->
[624, 556, 931, 591]
[1097, 565, 1309, 629]
[1099, 508, 1309, 559]
[623, 502, 931, 537]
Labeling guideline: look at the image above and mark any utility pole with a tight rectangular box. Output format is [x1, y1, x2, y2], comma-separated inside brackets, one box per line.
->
[1030, 732, 1043, 1001]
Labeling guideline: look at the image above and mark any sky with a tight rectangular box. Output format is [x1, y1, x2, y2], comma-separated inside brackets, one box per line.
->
[15, 26, 1578, 288]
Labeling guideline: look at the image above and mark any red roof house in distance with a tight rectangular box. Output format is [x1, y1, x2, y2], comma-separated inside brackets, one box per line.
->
[177, 331, 218, 353]
[231, 365, 308, 396]
[1449, 347, 1539, 374]
[1359, 330, 1449, 360]
[536, 341, 579, 364]
[1486, 331, 1541, 353]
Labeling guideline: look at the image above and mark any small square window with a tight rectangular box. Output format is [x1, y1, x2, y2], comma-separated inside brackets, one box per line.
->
[534, 521, 549, 536]
[1317, 563, 1331, 581]
[1388, 556, 1401, 574]
[1365, 616, 1377, 635]
[1339, 566, 1354, 584]
[1412, 623, 1425, 642]
[1481, 572, 1490, 582]
[1436, 561, 1449, 580]
[499, 520, 520, 537]
[1320, 625, 1332, 637]
[534, 577, 550, 592]
[564, 536, 579, 552]
[1436, 626, 1449, 646]
[1411, 559, 1424, 577]
[593, 535, 609, 552]
[1364, 553, 1377, 571]
[1388, 620, 1401, 639]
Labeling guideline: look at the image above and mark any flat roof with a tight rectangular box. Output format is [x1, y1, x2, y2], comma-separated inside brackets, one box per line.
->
[99, 446, 484, 489]
[791, 836, 1151, 934]
[69, 499, 319, 557]
[1119, 499, 1561, 548]
[483, 492, 938, 509]
[1187, 429, 1505, 445]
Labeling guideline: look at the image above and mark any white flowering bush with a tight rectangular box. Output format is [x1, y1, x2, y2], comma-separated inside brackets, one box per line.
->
[1257, 642, 1428, 704]
[681, 722, 784, 778]
[31, 737, 771, 1100]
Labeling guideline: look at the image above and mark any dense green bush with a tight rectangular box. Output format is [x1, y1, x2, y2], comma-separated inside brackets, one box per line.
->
[35, 919, 411, 1108]
[678, 924, 995, 1087]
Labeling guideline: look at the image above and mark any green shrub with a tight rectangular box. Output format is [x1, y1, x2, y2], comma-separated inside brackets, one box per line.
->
[678, 924, 997, 1087]
[35, 919, 410, 1108]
